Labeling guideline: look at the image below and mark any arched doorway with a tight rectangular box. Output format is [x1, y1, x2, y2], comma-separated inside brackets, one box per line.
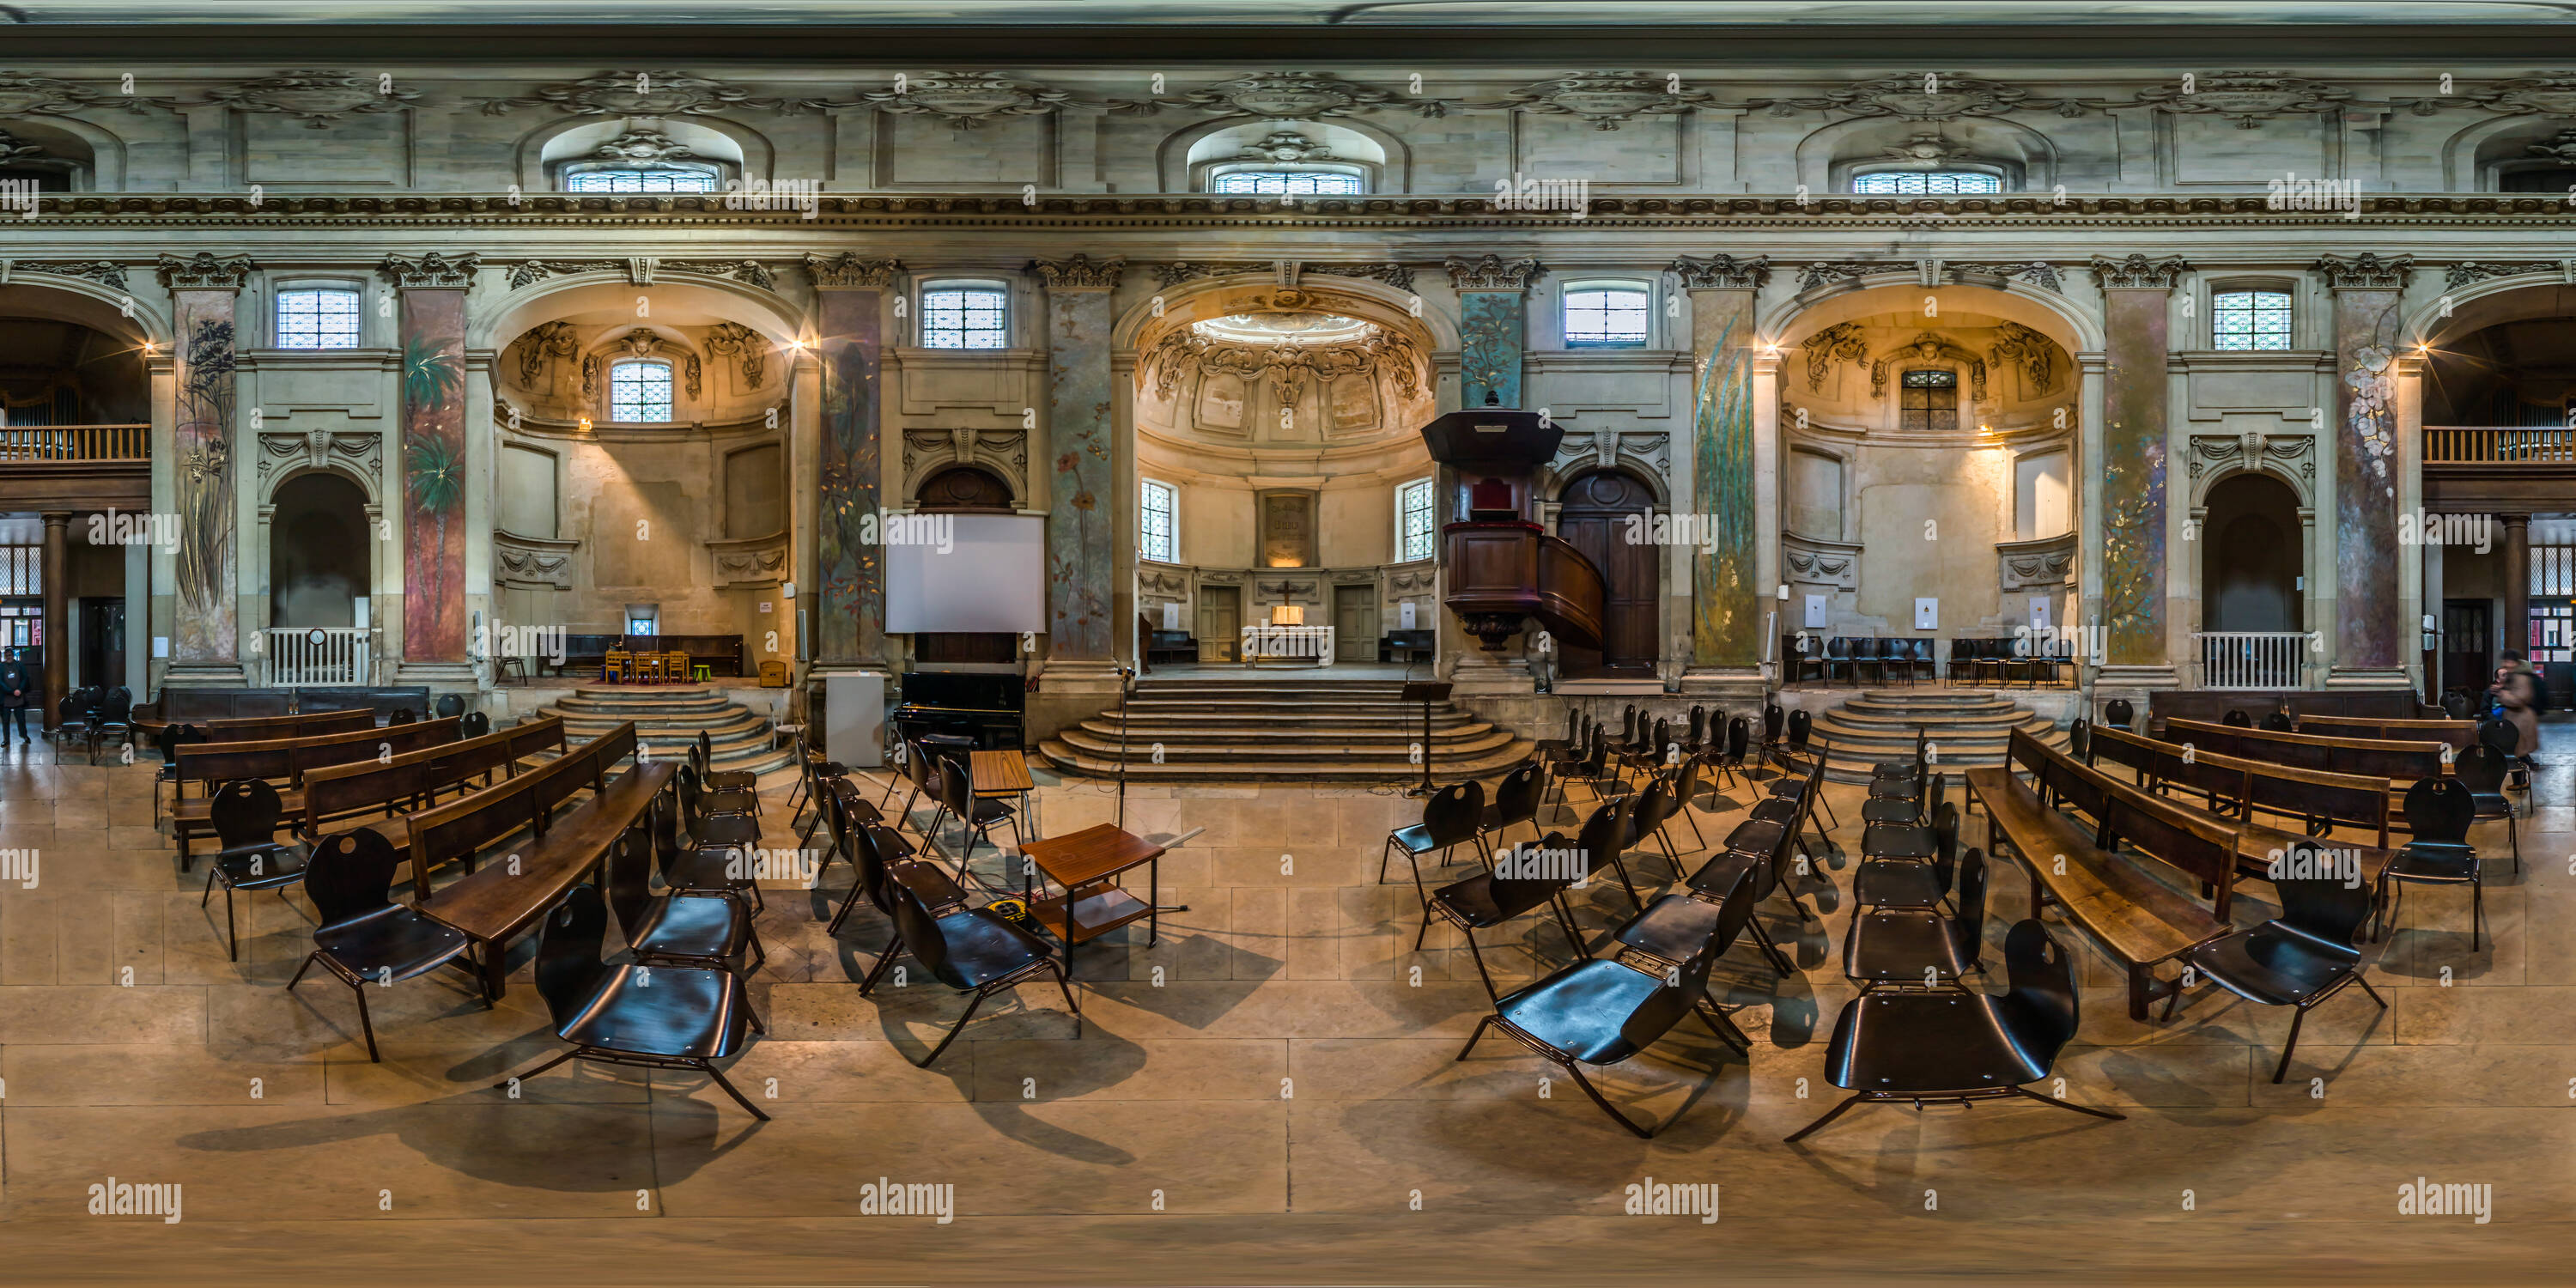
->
[270, 472, 371, 629]
[1557, 469, 1657, 678]
[914, 465, 1017, 664]
[2202, 471, 2303, 634]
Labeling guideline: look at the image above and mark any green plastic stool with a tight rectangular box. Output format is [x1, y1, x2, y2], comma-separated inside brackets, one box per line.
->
[692, 665, 713, 683]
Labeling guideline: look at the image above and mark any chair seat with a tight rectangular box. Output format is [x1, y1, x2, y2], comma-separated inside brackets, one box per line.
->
[2182, 923, 2361, 1008]
[691, 814, 761, 847]
[1827, 991, 2044, 1092]
[1433, 871, 1564, 927]
[1871, 762, 1919, 780]
[890, 859, 969, 911]
[2468, 792, 2512, 816]
[212, 840, 307, 890]
[1748, 797, 1799, 826]
[923, 908, 1057, 990]
[1391, 823, 1473, 858]
[631, 892, 756, 961]
[704, 769, 757, 791]
[2386, 841, 2480, 883]
[1614, 892, 1728, 963]
[959, 797, 1013, 826]
[702, 788, 759, 815]
[1844, 908, 1971, 981]
[1860, 823, 1936, 861]
[1495, 958, 1665, 1065]
[665, 845, 757, 892]
[1860, 798, 1918, 825]
[557, 962, 748, 1060]
[1685, 848, 1757, 899]
[1479, 801, 1537, 833]
[313, 905, 474, 983]
[1723, 818, 1785, 855]
[1854, 859, 1943, 908]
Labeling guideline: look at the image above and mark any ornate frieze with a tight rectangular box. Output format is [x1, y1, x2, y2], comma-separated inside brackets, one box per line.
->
[1235, 130, 1336, 162]
[706, 535, 789, 587]
[662, 259, 775, 290]
[2444, 259, 2574, 288]
[2130, 70, 2354, 127]
[471, 69, 814, 117]
[1445, 255, 1540, 291]
[1144, 327, 1425, 405]
[1155, 259, 1413, 292]
[2189, 430, 2316, 484]
[157, 252, 253, 291]
[256, 428, 380, 493]
[586, 128, 697, 165]
[1306, 262, 1416, 292]
[1, 260, 129, 290]
[0, 73, 177, 115]
[1783, 533, 1862, 592]
[1996, 533, 2077, 592]
[2465, 72, 2576, 117]
[513, 320, 579, 385]
[1795, 260, 1890, 292]
[2316, 252, 2414, 290]
[859, 71, 1072, 128]
[1988, 321, 2058, 393]
[703, 321, 768, 389]
[2525, 128, 2576, 165]
[1153, 261, 1265, 287]
[803, 252, 902, 289]
[493, 531, 580, 590]
[2090, 254, 2189, 289]
[1547, 428, 1672, 483]
[1107, 71, 1456, 119]
[204, 70, 421, 127]
[1032, 254, 1124, 291]
[1948, 260, 2063, 293]
[379, 252, 479, 289]
[1669, 253, 1769, 291]
[1801, 321, 1868, 392]
[901, 426, 1029, 495]
[507, 259, 623, 289]
[1482, 70, 1712, 130]
[1758, 73, 2075, 120]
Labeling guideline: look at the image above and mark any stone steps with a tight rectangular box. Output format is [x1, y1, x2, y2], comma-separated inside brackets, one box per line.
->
[535, 683, 792, 776]
[1039, 677, 1531, 783]
[1808, 689, 2068, 784]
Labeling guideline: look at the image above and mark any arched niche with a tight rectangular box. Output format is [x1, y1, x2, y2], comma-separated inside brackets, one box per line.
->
[0, 116, 118, 191]
[1154, 117, 1409, 193]
[511, 114, 769, 192]
[477, 276, 803, 431]
[0, 277, 169, 349]
[916, 463, 1014, 512]
[2198, 471, 2305, 635]
[1795, 116, 2059, 195]
[266, 470, 374, 629]
[2439, 113, 2576, 191]
[1765, 279, 2099, 357]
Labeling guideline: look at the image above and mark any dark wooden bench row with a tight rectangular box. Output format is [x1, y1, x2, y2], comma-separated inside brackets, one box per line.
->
[2086, 726, 2401, 892]
[173, 717, 466, 863]
[2160, 717, 2451, 785]
[412, 723, 660, 999]
[2295, 714, 2478, 749]
[137, 708, 375, 744]
[135, 686, 432, 731]
[2148, 688, 2438, 728]
[294, 717, 568, 860]
[1965, 729, 2238, 1022]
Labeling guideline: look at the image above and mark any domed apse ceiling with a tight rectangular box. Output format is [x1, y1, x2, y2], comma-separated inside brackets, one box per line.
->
[1138, 295, 1434, 469]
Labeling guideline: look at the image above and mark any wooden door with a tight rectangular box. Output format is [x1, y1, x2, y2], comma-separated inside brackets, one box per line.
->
[1557, 470, 1657, 678]
[1333, 585, 1377, 662]
[2442, 598, 2491, 698]
[1198, 585, 1241, 662]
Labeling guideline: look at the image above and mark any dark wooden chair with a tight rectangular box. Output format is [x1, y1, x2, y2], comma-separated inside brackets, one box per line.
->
[694, 730, 758, 792]
[828, 814, 966, 939]
[1378, 781, 1490, 888]
[1680, 816, 1807, 975]
[495, 884, 767, 1118]
[1571, 794, 1645, 917]
[864, 877, 1078, 1067]
[2451, 744, 2520, 872]
[2104, 698, 2136, 732]
[200, 777, 310, 962]
[1786, 920, 2121, 1143]
[930, 753, 1020, 869]
[287, 829, 487, 1061]
[2260, 711, 2295, 732]
[1419, 829, 1589, 1000]
[2375, 777, 2486, 951]
[1845, 847, 1986, 993]
[1856, 799, 1959, 905]
[1479, 762, 1545, 853]
[2170, 841, 2385, 1083]
[1860, 779, 1951, 866]
[605, 825, 764, 989]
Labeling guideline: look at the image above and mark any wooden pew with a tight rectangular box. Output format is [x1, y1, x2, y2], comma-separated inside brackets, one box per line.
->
[134, 708, 374, 743]
[1966, 730, 2232, 1021]
[2295, 714, 2477, 749]
[170, 716, 465, 864]
[295, 717, 565, 860]
[2161, 717, 2450, 786]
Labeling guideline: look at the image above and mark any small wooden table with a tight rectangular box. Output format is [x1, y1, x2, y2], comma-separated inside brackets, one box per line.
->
[970, 748, 1036, 823]
[1016, 823, 1166, 976]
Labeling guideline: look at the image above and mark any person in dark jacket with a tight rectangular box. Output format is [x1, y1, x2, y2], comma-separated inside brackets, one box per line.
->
[0, 662, 30, 743]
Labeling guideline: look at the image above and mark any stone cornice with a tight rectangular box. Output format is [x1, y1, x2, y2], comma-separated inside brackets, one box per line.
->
[155, 252, 253, 291]
[379, 251, 480, 289]
[1669, 253, 1769, 290]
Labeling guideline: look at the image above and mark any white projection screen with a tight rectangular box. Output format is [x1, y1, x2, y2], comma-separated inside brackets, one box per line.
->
[883, 513, 1048, 634]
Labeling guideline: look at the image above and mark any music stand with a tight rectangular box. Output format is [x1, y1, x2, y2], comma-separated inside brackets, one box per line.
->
[1399, 680, 1452, 798]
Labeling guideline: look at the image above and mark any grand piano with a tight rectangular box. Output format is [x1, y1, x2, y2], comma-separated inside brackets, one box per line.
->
[889, 669, 1027, 750]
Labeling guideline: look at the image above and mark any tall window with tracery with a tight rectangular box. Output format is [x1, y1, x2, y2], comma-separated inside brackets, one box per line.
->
[2212, 290, 2293, 350]
[1899, 369, 1959, 433]
[1398, 477, 1436, 562]
[610, 360, 674, 422]
[1141, 479, 1178, 563]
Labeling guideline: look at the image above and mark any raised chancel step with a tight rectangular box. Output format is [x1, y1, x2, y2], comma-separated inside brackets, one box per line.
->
[534, 683, 792, 776]
[1039, 677, 1532, 782]
[1809, 689, 2068, 784]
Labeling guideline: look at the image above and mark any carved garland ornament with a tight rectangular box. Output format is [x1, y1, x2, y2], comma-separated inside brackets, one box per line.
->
[1145, 327, 1425, 406]
[1870, 333, 1987, 403]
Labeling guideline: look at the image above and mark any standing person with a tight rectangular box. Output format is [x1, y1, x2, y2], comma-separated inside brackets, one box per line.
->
[0, 658, 31, 744]
[2491, 651, 2541, 770]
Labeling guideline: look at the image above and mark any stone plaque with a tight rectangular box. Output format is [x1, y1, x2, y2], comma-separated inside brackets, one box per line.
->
[1259, 490, 1316, 568]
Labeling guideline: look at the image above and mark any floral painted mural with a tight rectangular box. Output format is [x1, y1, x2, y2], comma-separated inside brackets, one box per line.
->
[816, 286, 884, 665]
[2336, 323, 2403, 671]
[399, 290, 468, 660]
[2100, 284, 2171, 667]
[172, 295, 237, 663]
[1457, 290, 1525, 410]
[1690, 311, 1757, 666]
[1044, 286, 1114, 659]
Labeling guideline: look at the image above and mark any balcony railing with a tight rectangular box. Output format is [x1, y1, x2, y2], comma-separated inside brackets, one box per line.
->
[2424, 425, 2576, 465]
[264, 627, 374, 687]
[0, 424, 149, 462]
[2193, 631, 2310, 690]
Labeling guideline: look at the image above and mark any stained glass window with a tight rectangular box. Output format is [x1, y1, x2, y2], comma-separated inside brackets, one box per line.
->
[1900, 368, 1959, 433]
[276, 289, 361, 349]
[610, 360, 673, 422]
[1853, 171, 2002, 195]
[1211, 170, 1364, 195]
[1563, 286, 1650, 348]
[2213, 290, 2293, 350]
[1399, 477, 1436, 562]
[564, 168, 717, 193]
[920, 283, 1009, 349]
[1141, 480, 1177, 563]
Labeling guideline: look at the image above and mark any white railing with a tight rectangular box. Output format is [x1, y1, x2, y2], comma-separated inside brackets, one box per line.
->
[2193, 631, 2309, 690]
[266, 627, 374, 687]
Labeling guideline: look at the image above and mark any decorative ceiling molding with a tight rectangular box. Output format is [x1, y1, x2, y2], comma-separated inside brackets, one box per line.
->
[1988, 321, 2058, 393]
[1106, 71, 1457, 120]
[203, 70, 421, 128]
[1756, 73, 2075, 120]
[471, 69, 816, 117]
[1948, 260, 2063, 293]
[513, 320, 579, 385]
[1801, 321, 1868, 392]
[1, 259, 129, 290]
[1670, 253, 1769, 290]
[2315, 252, 2414, 290]
[0, 72, 179, 115]
[507, 259, 623, 289]
[901, 425, 1029, 495]
[858, 70, 1072, 128]
[2129, 70, 2354, 127]
[1032, 254, 1124, 290]
[1445, 254, 1540, 291]
[1870, 332, 1987, 402]
[1145, 326, 1425, 406]
[2444, 259, 2575, 288]
[379, 251, 479, 289]
[661, 258, 775, 290]
[2465, 72, 2576, 117]
[2090, 253, 2189, 289]
[1481, 70, 1711, 131]
[804, 252, 902, 289]
[256, 428, 380, 496]
[156, 252, 253, 291]
[704, 321, 768, 389]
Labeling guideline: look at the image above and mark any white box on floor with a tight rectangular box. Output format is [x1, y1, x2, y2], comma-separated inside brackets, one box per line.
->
[824, 672, 885, 769]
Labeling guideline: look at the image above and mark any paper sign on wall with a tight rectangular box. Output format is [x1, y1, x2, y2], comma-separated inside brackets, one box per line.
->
[1163, 602, 1181, 630]
[1914, 598, 1939, 630]
[152, 636, 168, 659]
[2028, 596, 2050, 632]
[1803, 593, 1828, 629]
[1399, 601, 1419, 629]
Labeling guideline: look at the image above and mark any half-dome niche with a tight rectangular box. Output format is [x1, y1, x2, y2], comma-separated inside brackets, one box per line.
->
[1136, 285, 1433, 463]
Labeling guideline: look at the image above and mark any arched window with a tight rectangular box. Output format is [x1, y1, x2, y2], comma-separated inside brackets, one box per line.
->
[1209, 168, 1364, 196]
[275, 288, 361, 349]
[1851, 170, 2003, 195]
[609, 360, 674, 422]
[1396, 477, 1436, 562]
[1899, 369, 1959, 433]
[919, 280, 1010, 349]
[1141, 478, 1179, 563]
[563, 167, 718, 193]
[2212, 289, 2293, 351]
[1562, 283, 1651, 348]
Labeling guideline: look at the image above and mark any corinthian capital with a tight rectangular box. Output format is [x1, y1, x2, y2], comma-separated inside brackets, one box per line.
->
[1445, 254, 1542, 291]
[1031, 254, 1125, 291]
[155, 252, 254, 291]
[379, 252, 481, 289]
[2315, 252, 2415, 290]
[804, 252, 902, 289]
[1669, 254, 1770, 291]
[2089, 254, 2189, 290]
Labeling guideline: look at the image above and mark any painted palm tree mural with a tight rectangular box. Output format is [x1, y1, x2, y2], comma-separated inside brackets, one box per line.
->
[1691, 313, 1758, 666]
[399, 295, 469, 660]
[815, 289, 884, 664]
[173, 303, 238, 662]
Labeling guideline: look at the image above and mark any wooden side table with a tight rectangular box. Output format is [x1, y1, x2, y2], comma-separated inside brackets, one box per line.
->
[1016, 823, 1167, 978]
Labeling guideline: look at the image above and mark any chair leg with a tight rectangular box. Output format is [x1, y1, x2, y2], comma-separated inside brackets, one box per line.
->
[1695, 1000, 1753, 1054]
[1783, 1091, 1870, 1144]
[1455, 1014, 1494, 1061]
[1565, 1062, 1655, 1139]
[1047, 957, 1082, 1039]
[349, 978, 381, 1063]
[914, 988, 987, 1067]
[489, 1047, 582, 1093]
[702, 1061, 774, 1121]
[221, 883, 238, 963]
[1376, 836, 1399, 885]
[2471, 873, 2484, 953]
[1549, 893, 1588, 959]
[858, 933, 906, 994]
[1456, 927, 1500, 1001]
[2270, 1004, 2307, 1084]
[1680, 804, 1706, 850]
[1746, 914, 1796, 975]
[199, 865, 219, 908]
[1606, 855, 1643, 913]
[1413, 902, 1436, 952]
[827, 879, 866, 936]
[2012, 1084, 2128, 1121]
[286, 951, 320, 992]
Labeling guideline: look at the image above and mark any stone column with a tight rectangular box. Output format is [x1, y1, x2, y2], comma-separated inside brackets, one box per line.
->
[40, 512, 67, 728]
[2318, 253, 2415, 686]
[1032, 255, 1126, 736]
[805, 253, 899, 677]
[381, 253, 481, 690]
[2503, 513, 2531, 663]
[1446, 255, 1540, 410]
[2422, 522, 2445, 705]
[2088, 255, 2186, 690]
[155, 252, 251, 686]
[1753, 349, 1783, 680]
[1674, 255, 1769, 702]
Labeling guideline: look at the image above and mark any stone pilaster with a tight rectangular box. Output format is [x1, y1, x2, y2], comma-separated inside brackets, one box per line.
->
[2089, 254, 2186, 690]
[2318, 252, 2414, 686]
[805, 252, 900, 672]
[1673, 254, 1770, 698]
[380, 252, 479, 684]
[157, 252, 251, 685]
[1033, 255, 1126, 723]
[1445, 255, 1540, 410]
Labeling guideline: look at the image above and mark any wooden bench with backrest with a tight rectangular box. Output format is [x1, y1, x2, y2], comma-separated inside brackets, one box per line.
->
[2295, 714, 2477, 749]
[2087, 726, 2401, 890]
[2162, 717, 2451, 787]
[171, 716, 465, 863]
[412, 722, 670, 999]
[1963, 728, 2233, 1021]
[295, 717, 567, 859]
[137, 708, 376, 744]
